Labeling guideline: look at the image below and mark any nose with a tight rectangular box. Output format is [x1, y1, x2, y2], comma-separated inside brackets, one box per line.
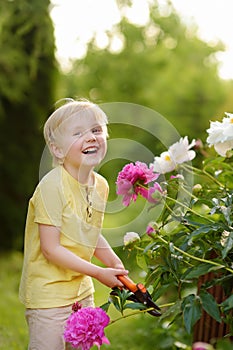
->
[85, 130, 96, 142]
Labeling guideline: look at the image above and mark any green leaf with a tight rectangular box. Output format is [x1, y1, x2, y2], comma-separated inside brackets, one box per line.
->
[153, 283, 171, 300]
[181, 294, 202, 333]
[157, 179, 180, 223]
[216, 338, 233, 350]
[199, 290, 221, 323]
[109, 295, 121, 312]
[221, 231, 233, 259]
[187, 223, 221, 242]
[136, 253, 147, 271]
[100, 302, 111, 312]
[160, 300, 182, 321]
[220, 294, 233, 312]
[125, 302, 147, 311]
[108, 288, 134, 314]
[184, 263, 220, 279]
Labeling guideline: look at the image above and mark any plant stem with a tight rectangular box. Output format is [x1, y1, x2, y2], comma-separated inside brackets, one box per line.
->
[157, 235, 233, 274]
[182, 164, 224, 187]
[159, 302, 175, 308]
[109, 302, 176, 326]
[135, 246, 144, 252]
[164, 195, 215, 223]
[109, 310, 149, 325]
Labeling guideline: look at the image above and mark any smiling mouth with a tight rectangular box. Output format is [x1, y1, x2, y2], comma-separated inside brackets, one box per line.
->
[82, 147, 98, 154]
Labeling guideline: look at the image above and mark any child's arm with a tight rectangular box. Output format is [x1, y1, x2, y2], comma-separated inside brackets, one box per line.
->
[39, 224, 127, 288]
[94, 234, 125, 269]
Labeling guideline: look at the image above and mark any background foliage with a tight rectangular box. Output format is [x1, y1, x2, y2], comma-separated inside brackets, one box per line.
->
[0, 0, 58, 250]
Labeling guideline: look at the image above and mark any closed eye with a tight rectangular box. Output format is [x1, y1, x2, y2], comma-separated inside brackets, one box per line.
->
[73, 131, 82, 137]
[73, 126, 103, 137]
[92, 127, 103, 134]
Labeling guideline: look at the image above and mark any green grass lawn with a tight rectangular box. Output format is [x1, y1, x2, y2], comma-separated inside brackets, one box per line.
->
[0, 252, 28, 349]
[0, 252, 192, 350]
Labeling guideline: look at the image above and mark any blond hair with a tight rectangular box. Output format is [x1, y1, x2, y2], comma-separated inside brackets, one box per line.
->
[44, 99, 108, 166]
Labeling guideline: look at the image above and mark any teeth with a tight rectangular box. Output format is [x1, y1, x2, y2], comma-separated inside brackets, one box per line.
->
[82, 147, 97, 154]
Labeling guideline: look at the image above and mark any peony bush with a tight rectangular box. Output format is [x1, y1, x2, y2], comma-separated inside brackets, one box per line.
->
[115, 112, 233, 347]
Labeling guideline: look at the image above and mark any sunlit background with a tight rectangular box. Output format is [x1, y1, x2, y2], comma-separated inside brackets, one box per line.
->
[50, 0, 233, 79]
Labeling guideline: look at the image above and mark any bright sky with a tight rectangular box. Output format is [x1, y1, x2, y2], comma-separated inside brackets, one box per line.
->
[50, 0, 233, 79]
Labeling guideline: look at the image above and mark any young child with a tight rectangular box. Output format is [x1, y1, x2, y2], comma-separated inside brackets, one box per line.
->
[19, 99, 128, 350]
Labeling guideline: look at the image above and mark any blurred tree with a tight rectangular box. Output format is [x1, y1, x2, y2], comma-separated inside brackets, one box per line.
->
[0, 0, 58, 250]
[58, 0, 227, 142]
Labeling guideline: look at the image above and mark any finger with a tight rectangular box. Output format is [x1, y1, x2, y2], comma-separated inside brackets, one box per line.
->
[116, 278, 124, 288]
[116, 269, 128, 275]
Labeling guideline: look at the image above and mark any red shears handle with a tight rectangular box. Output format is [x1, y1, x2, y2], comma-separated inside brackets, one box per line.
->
[117, 275, 137, 292]
[117, 275, 147, 293]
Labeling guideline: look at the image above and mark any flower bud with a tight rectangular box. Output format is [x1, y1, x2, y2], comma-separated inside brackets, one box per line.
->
[192, 184, 202, 194]
[146, 221, 159, 236]
[123, 232, 140, 246]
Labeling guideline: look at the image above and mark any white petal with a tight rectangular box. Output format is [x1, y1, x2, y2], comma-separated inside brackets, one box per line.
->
[214, 140, 233, 156]
[152, 152, 176, 174]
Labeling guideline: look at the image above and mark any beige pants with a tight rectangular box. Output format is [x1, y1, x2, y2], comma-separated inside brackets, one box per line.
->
[25, 295, 94, 350]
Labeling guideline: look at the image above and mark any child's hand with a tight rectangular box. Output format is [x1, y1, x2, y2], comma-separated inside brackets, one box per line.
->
[112, 262, 125, 270]
[96, 267, 128, 288]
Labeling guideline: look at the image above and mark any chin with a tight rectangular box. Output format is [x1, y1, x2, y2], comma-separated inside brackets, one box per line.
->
[83, 157, 102, 167]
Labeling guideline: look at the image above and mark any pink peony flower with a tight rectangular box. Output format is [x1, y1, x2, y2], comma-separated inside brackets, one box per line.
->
[64, 305, 110, 350]
[136, 182, 164, 203]
[116, 161, 160, 206]
[115, 178, 137, 206]
[192, 342, 214, 350]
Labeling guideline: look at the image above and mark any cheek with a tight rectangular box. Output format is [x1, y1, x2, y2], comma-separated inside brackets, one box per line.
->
[63, 138, 80, 157]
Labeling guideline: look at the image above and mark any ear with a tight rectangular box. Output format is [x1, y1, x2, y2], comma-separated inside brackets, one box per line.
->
[50, 143, 65, 160]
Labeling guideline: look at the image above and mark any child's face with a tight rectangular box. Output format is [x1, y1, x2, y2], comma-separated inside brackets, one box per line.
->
[56, 112, 107, 171]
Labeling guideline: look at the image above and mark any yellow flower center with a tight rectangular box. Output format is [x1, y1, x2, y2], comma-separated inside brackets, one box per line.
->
[230, 118, 233, 124]
[165, 155, 171, 161]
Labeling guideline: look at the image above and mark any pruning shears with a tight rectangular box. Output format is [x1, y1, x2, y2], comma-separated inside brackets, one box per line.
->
[116, 275, 161, 317]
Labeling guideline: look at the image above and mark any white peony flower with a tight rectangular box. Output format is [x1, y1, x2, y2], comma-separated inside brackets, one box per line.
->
[151, 137, 196, 174]
[151, 151, 176, 174]
[222, 113, 233, 140]
[224, 112, 233, 118]
[206, 120, 224, 143]
[206, 113, 233, 156]
[168, 136, 196, 164]
[123, 232, 140, 246]
[213, 140, 233, 157]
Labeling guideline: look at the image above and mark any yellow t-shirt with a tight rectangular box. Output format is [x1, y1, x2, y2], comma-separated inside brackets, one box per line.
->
[19, 166, 109, 308]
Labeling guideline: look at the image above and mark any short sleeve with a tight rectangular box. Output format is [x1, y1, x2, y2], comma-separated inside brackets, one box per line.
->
[33, 178, 64, 227]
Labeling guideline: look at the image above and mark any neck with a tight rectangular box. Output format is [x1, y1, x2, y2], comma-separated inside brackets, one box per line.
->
[62, 164, 94, 186]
